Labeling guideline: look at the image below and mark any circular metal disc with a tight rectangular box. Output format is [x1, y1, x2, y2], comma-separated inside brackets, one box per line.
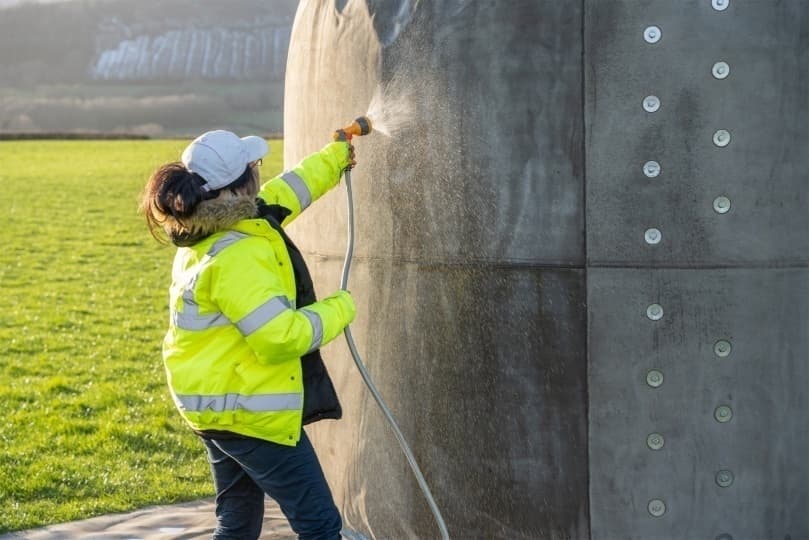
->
[716, 469, 735, 487]
[646, 304, 664, 321]
[713, 129, 731, 147]
[645, 228, 662, 245]
[648, 499, 666, 517]
[714, 339, 732, 357]
[647, 433, 665, 450]
[712, 0, 730, 11]
[715, 405, 733, 423]
[713, 196, 732, 214]
[646, 369, 664, 388]
[644, 26, 662, 43]
[712, 61, 730, 79]
[643, 95, 661, 113]
[643, 160, 661, 178]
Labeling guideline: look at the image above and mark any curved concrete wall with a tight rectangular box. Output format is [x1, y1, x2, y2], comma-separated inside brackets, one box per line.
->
[586, 2, 807, 539]
[284, 1, 807, 538]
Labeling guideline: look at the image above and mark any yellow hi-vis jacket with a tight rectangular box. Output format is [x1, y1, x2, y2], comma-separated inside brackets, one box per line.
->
[162, 142, 356, 446]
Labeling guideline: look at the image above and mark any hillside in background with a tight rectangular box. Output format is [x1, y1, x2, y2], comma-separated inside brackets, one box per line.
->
[0, 0, 298, 136]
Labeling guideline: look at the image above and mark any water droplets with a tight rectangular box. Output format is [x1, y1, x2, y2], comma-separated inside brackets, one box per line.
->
[365, 75, 415, 138]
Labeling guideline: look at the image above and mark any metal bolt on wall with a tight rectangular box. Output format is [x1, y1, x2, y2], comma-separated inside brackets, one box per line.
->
[646, 369, 664, 388]
[643, 95, 661, 113]
[644, 25, 661, 44]
[713, 129, 731, 147]
[714, 405, 733, 423]
[647, 433, 665, 450]
[712, 61, 730, 79]
[646, 303, 664, 321]
[716, 470, 735, 488]
[648, 499, 666, 517]
[714, 340, 732, 357]
[713, 196, 732, 214]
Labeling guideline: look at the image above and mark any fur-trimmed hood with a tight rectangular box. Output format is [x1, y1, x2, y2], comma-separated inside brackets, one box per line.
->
[163, 192, 257, 246]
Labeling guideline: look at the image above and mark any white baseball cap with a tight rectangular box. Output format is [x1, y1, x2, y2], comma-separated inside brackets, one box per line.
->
[181, 130, 269, 191]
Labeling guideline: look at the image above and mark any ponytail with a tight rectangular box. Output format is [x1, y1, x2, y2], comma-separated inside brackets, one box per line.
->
[140, 161, 258, 244]
[140, 162, 217, 243]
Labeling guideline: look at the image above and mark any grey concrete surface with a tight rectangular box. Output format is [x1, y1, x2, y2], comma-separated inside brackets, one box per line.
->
[588, 268, 808, 540]
[586, 1, 808, 539]
[286, 1, 588, 538]
[586, 0, 808, 267]
[284, 0, 808, 538]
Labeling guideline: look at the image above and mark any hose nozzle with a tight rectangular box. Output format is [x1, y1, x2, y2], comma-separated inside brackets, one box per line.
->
[333, 116, 373, 141]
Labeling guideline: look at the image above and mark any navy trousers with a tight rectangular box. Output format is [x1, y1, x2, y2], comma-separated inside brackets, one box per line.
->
[202, 431, 342, 540]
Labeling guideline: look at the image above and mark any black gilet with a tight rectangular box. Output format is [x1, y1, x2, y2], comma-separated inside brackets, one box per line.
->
[255, 199, 342, 425]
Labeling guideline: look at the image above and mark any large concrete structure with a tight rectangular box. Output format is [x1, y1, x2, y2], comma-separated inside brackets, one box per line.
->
[283, 1, 808, 538]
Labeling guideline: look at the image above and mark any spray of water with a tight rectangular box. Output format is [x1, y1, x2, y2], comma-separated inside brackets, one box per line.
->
[364, 80, 415, 138]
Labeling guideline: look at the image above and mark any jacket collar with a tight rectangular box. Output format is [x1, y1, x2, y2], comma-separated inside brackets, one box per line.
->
[164, 193, 257, 246]
[229, 217, 276, 237]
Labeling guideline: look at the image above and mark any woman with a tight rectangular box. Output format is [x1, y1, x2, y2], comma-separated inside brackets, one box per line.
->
[141, 129, 356, 539]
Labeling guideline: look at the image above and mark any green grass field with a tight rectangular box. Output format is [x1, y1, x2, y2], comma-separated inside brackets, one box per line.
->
[0, 138, 283, 532]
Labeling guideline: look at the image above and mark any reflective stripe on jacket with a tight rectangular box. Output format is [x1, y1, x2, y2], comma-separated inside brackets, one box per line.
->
[163, 142, 355, 446]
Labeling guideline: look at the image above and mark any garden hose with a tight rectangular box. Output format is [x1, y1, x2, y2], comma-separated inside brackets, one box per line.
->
[338, 148, 449, 540]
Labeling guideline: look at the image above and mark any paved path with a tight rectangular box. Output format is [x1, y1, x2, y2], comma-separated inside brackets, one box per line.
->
[0, 498, 295, 540]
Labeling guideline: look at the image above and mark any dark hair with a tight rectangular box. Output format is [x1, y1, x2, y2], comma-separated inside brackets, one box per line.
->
[140, 162, 256, 243]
